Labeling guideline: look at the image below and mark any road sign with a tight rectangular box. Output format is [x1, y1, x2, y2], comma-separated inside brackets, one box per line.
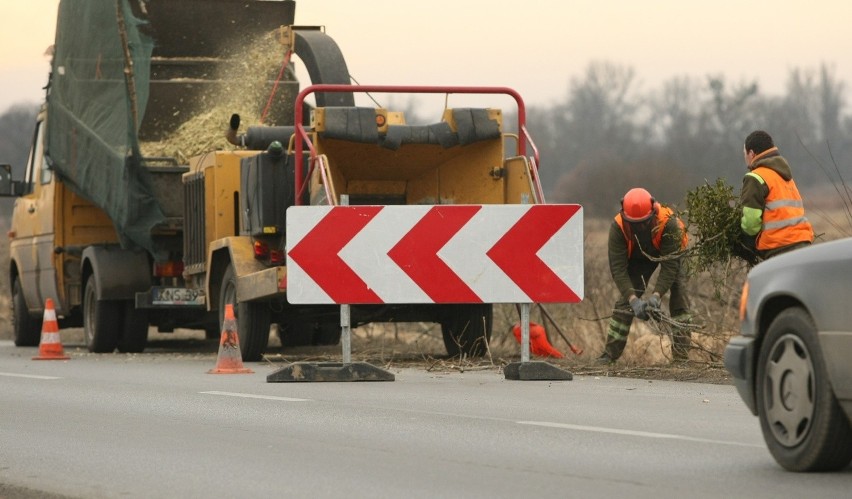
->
[286, 204, 583, 304]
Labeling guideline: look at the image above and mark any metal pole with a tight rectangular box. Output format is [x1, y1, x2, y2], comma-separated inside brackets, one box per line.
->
[521, 303, 530, 363]
[340, 194, 352, 364]
[341, 304, 351, 365]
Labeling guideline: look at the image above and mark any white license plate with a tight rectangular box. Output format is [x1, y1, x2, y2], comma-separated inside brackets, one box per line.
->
[152, 287, 205, 306]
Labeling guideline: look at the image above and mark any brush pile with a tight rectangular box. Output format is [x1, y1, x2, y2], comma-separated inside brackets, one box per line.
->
[684, 178, 758, 271]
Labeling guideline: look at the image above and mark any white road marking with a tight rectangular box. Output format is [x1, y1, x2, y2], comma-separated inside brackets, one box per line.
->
[518, 421, 762, 447]
[200, 391, 309, 402]
[0, 372, 62, 380]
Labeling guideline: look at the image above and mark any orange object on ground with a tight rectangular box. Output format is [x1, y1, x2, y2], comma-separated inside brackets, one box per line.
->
[33, 298, 70, 361]
[512, 322, 563, 358]
[208, 304, 254, 374]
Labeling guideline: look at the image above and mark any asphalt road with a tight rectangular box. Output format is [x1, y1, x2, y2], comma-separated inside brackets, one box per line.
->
[1, 339, 849, 498]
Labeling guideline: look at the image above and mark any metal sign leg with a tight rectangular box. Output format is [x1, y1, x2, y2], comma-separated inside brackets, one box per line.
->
[504, 302, 573, 381]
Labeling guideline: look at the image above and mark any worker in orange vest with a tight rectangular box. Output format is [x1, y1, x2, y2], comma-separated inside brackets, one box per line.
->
[597, 188, 692, 364]
[740, 130, 814, 260]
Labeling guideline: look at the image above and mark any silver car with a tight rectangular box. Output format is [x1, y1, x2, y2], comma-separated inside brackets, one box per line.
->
[725, 237, 852, 471]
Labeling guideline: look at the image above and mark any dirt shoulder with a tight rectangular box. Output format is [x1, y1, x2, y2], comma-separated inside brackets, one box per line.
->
[262, 344, 733, 385]
[0, 325, 733, 385]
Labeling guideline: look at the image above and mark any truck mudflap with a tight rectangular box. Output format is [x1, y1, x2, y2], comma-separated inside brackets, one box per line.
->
[82, 246, 151, 301]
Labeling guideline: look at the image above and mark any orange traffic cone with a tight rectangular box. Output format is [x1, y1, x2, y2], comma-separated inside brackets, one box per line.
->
[208, 304, 254, 374]
[33, 298, 69, 361]
[512, 322, 563, 358]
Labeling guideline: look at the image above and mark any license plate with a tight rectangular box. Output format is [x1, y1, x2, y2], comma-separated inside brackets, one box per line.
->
[152, 287, 205, 306]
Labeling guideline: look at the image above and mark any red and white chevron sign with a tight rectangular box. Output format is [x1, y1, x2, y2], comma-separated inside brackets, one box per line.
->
[286, 204, 583, 304]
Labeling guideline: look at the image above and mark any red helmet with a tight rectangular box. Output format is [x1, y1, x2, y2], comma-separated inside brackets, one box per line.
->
[621, 188, 656, 222]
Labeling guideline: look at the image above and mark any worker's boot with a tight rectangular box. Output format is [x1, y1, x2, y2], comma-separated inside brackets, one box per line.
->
[597, 317, 630, 364]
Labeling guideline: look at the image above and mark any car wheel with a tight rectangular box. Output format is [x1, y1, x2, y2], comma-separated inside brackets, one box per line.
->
[219, 264, 270, 361]
[756, 307, 852, 471]
[12, 278, 42, 347]
[83, 274, 121, 353]
[440, 304, 493, 357]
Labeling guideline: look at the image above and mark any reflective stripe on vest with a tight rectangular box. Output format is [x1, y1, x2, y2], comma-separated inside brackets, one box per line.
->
[751, 166, 814, 250]
[615, 205, 687, 258]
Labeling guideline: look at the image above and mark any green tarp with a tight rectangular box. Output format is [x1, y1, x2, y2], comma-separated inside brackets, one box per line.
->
[46, 0, 161, 253]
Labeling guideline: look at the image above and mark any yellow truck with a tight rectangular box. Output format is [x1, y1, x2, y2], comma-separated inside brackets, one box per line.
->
[2, 0, 544, 361]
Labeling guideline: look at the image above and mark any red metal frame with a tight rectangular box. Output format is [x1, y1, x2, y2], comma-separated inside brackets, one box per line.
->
[293, 84, 541, 205]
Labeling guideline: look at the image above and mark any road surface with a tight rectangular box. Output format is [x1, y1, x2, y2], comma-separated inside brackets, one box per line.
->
[0, 339, 848, 498]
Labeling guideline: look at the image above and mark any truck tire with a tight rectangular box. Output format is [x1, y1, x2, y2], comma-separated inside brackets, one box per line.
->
[277, 321, 341, 347]
[117, 303, 149, 353]
[204, 325, 221, 340]
[756, 307, 852, 471]
[12, 279, 42, 347]
[220, 264, 270, 362]
[83, 274, 121, 353]
[277, 322, 314, 347]
[315, 322, 342, 346]
[441, 304, 493, 357]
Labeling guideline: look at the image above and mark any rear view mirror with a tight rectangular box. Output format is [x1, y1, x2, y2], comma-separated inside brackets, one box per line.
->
[0, 164, 25, 196]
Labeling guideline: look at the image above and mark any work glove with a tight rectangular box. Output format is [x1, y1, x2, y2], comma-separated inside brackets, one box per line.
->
[734, 232, 760, 266]
[647, 293, 662, 311]
[646, 293, 662, 320]
[630, 297, 649, 320]
[739, 232, 757, 252]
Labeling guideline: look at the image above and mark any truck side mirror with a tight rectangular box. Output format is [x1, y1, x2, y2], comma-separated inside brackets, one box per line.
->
[0, 164, 24, 196]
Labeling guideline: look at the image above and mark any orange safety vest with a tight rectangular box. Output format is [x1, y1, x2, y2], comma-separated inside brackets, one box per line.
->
[615, 204, 688, 258]
[751, 166, 814, 250]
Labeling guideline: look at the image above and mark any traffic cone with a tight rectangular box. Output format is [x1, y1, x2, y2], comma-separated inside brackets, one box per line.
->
[33, 299, 69, 361]
[512, 322, 564, 358]
[208, 304, 254, 374]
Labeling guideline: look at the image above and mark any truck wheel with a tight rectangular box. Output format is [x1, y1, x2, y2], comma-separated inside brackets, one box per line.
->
[277, 322, 315, 347]
[204, 325, 221, 340]
[12, 279, 42, 347]
[314, 322, 341, 346]
[220, 264, 270, 361]
[441, 304, 493, 357]
[83, 274, 121, 353]
[117, 303, 149, 353]
[756, 307, 852, 471]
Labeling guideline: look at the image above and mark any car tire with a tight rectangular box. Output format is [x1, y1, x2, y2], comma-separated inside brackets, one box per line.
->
[756, 307, 852, 471]
[219, 264, 270, 362]
[12, 278, 42, 347]
[440, 304, 493, 357]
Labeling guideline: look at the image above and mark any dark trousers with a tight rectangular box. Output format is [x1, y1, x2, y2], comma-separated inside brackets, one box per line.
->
[605, 259, 691, 360]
